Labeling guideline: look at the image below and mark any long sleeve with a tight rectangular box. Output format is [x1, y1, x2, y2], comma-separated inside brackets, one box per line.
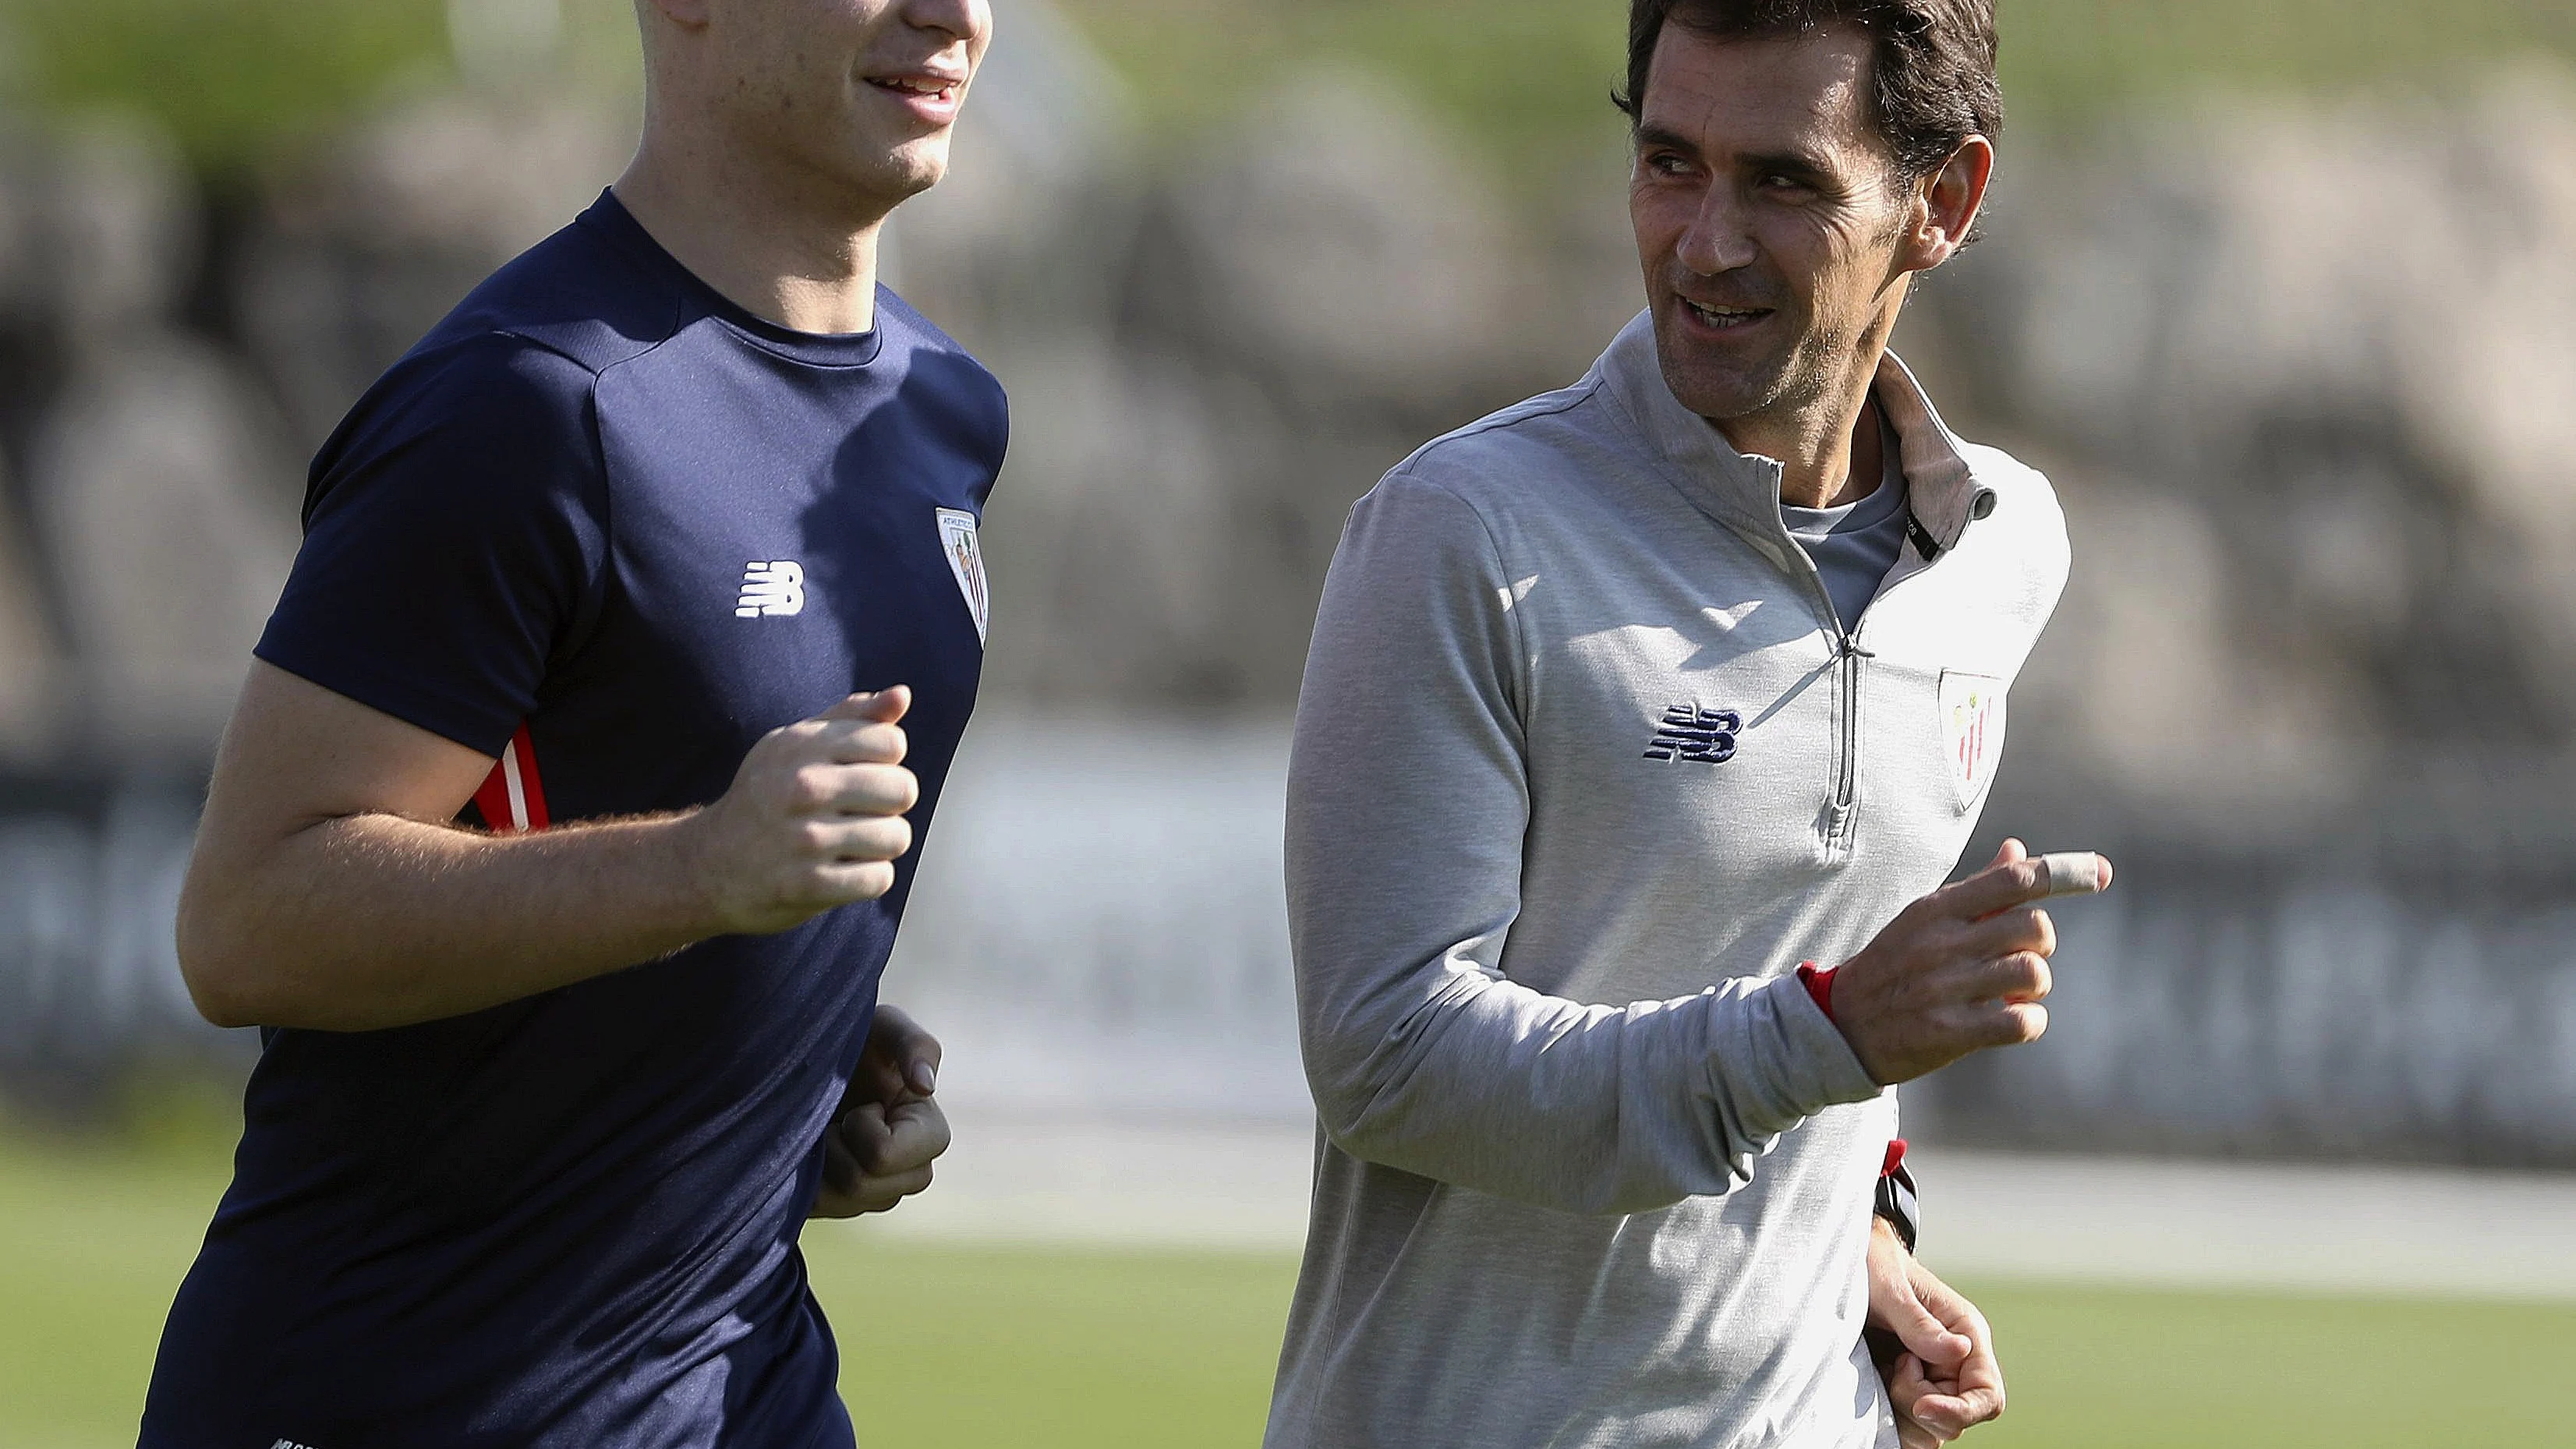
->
[1286, 470, 1883, 1217]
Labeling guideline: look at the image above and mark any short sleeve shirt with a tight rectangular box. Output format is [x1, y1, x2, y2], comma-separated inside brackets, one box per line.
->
[140, 193, 1008, 1449]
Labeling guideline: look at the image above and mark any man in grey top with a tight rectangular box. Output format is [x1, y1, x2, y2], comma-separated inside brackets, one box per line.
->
[1269, 3, 2106, 1447]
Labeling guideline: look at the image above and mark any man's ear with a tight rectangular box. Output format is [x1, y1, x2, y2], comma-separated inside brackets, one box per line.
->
[1903, 135, 1994, 274]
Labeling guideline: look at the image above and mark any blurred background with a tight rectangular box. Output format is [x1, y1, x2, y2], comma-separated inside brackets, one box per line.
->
[0, 1, 2573, 1445]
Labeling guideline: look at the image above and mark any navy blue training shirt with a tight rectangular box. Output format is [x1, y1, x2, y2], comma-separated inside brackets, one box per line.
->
[141, 193, 1007, 1449]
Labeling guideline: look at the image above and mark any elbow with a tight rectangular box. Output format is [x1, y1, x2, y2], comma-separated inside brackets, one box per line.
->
[177, 917, 262, 1030]
[188, 988, 263, 1034]
[175, 876, 274, 1030]
[1300, 993, 1477, 1179]
[1316, 1102, 1389, 1167]
[1307, 1058, 1473, 1192]
[1306, 1052, 1402, 1164]
[1314, 1109, 1420, 1185]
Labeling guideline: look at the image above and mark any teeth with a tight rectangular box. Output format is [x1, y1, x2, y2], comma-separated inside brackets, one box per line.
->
[1688, 301, 1760, 326]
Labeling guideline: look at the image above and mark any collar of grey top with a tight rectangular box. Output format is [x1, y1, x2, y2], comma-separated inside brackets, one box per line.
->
[1777, 412, 1906, 537]
[1592, 309, 1994, 571]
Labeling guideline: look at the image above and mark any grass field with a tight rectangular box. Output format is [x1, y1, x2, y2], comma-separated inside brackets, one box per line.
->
[1053, 0, 2576, 176]
[4, 1126, 2569, 1448]
[2, 0, 2569, 171]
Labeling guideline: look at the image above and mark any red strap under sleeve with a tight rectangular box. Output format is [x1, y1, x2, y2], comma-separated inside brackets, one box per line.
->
[1794, 961, 1838, 1023]
[1793, 966, 1904, 1182]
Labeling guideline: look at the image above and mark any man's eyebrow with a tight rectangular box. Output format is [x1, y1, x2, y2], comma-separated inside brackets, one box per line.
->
[1631, 128, 1841, 182]
[1632, 122, 1700, 157]
[1739, 148, 1835, 181]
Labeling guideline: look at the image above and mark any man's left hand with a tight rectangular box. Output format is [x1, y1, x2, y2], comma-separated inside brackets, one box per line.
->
[1867, 1217, 2005, 1447]
[810, 1004, 952, 1219]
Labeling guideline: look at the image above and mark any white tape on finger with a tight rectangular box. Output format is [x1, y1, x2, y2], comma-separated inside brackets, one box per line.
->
[2038, 852, 2107, 898]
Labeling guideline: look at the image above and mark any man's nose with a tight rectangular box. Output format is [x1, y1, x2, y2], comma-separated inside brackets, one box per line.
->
[901, 0, 988, 46]
[1676, 187, 1759, 276]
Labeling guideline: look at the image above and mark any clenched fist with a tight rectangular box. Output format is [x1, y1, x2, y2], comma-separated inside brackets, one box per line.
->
[1830, 839, 2113, 1085]
[812, 1004, 951, 1219]
[686, 687, 921, 936]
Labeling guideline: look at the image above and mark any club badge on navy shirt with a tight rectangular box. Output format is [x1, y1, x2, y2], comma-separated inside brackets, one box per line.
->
[936, 507, 989, 645]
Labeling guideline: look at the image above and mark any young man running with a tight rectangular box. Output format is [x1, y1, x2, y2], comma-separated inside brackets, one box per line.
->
[1271, 3, 2095, 1447]
[143, 2, 1000, 1444]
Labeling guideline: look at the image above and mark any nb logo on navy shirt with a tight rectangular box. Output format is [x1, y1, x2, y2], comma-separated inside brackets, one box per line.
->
[1644, 705, 1741, 764]
[735, 560, 806, 618]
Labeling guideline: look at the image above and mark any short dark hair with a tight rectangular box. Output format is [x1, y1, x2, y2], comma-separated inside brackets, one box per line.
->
[1613, 0, 2003, 179]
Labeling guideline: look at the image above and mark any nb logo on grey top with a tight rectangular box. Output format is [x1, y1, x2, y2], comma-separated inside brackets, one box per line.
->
[1644, 705, 1741, 765]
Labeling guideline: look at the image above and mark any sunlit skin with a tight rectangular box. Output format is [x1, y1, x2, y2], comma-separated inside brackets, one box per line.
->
[1629, 23, 1991, 508]
[617, 0, 993, 334]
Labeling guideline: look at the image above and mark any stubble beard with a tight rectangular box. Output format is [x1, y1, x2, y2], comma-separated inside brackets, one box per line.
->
[1654, 298, 1833, 431]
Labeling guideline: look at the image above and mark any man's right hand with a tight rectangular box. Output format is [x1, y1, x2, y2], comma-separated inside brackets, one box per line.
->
[1828, 839, 2111, 1085]
[689, 687, 921, 935]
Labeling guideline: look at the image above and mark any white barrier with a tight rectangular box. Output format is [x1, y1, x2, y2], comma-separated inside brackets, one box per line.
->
[5, 725, 2572, 1168]
[0, 782, 214, 1066]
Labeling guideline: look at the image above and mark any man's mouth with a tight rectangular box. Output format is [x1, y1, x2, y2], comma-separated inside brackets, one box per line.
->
[1683, 299, 1773, 331]
[867, 72, 966, 106]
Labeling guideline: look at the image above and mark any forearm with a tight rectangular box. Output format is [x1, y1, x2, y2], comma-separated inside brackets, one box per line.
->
[1303, 951, 1878, 1215]
[181, 808, 722, 1032]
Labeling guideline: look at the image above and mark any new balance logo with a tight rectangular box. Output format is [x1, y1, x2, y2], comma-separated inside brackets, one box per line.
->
[271, 1439, 320, 1449]
[735, 560, 806, 618]
[1644, 705, 1741, 764]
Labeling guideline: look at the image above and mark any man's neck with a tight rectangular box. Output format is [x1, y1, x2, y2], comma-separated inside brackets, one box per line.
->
[1716, 375, 1886, 512]
[613, 133, 892, 336]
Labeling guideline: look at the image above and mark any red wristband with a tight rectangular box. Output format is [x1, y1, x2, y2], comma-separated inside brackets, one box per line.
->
[1795, 961, 1838, 1024]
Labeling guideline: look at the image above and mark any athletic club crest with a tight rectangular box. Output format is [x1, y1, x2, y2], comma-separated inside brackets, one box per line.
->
[936, 507, 989, 645]
[1940, 671, 2004, 808]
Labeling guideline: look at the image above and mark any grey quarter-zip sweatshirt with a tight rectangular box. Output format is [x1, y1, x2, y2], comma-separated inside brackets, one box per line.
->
[1268, 311, 2069, 1449]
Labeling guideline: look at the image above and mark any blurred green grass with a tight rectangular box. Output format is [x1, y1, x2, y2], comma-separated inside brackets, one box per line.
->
[0, 0, 448, 167]
[3, 1125, 2569, 1448]
[0, 0, 641, 171]
[0, 0, 2567, 171]
[1063, 0, 2576, 154]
